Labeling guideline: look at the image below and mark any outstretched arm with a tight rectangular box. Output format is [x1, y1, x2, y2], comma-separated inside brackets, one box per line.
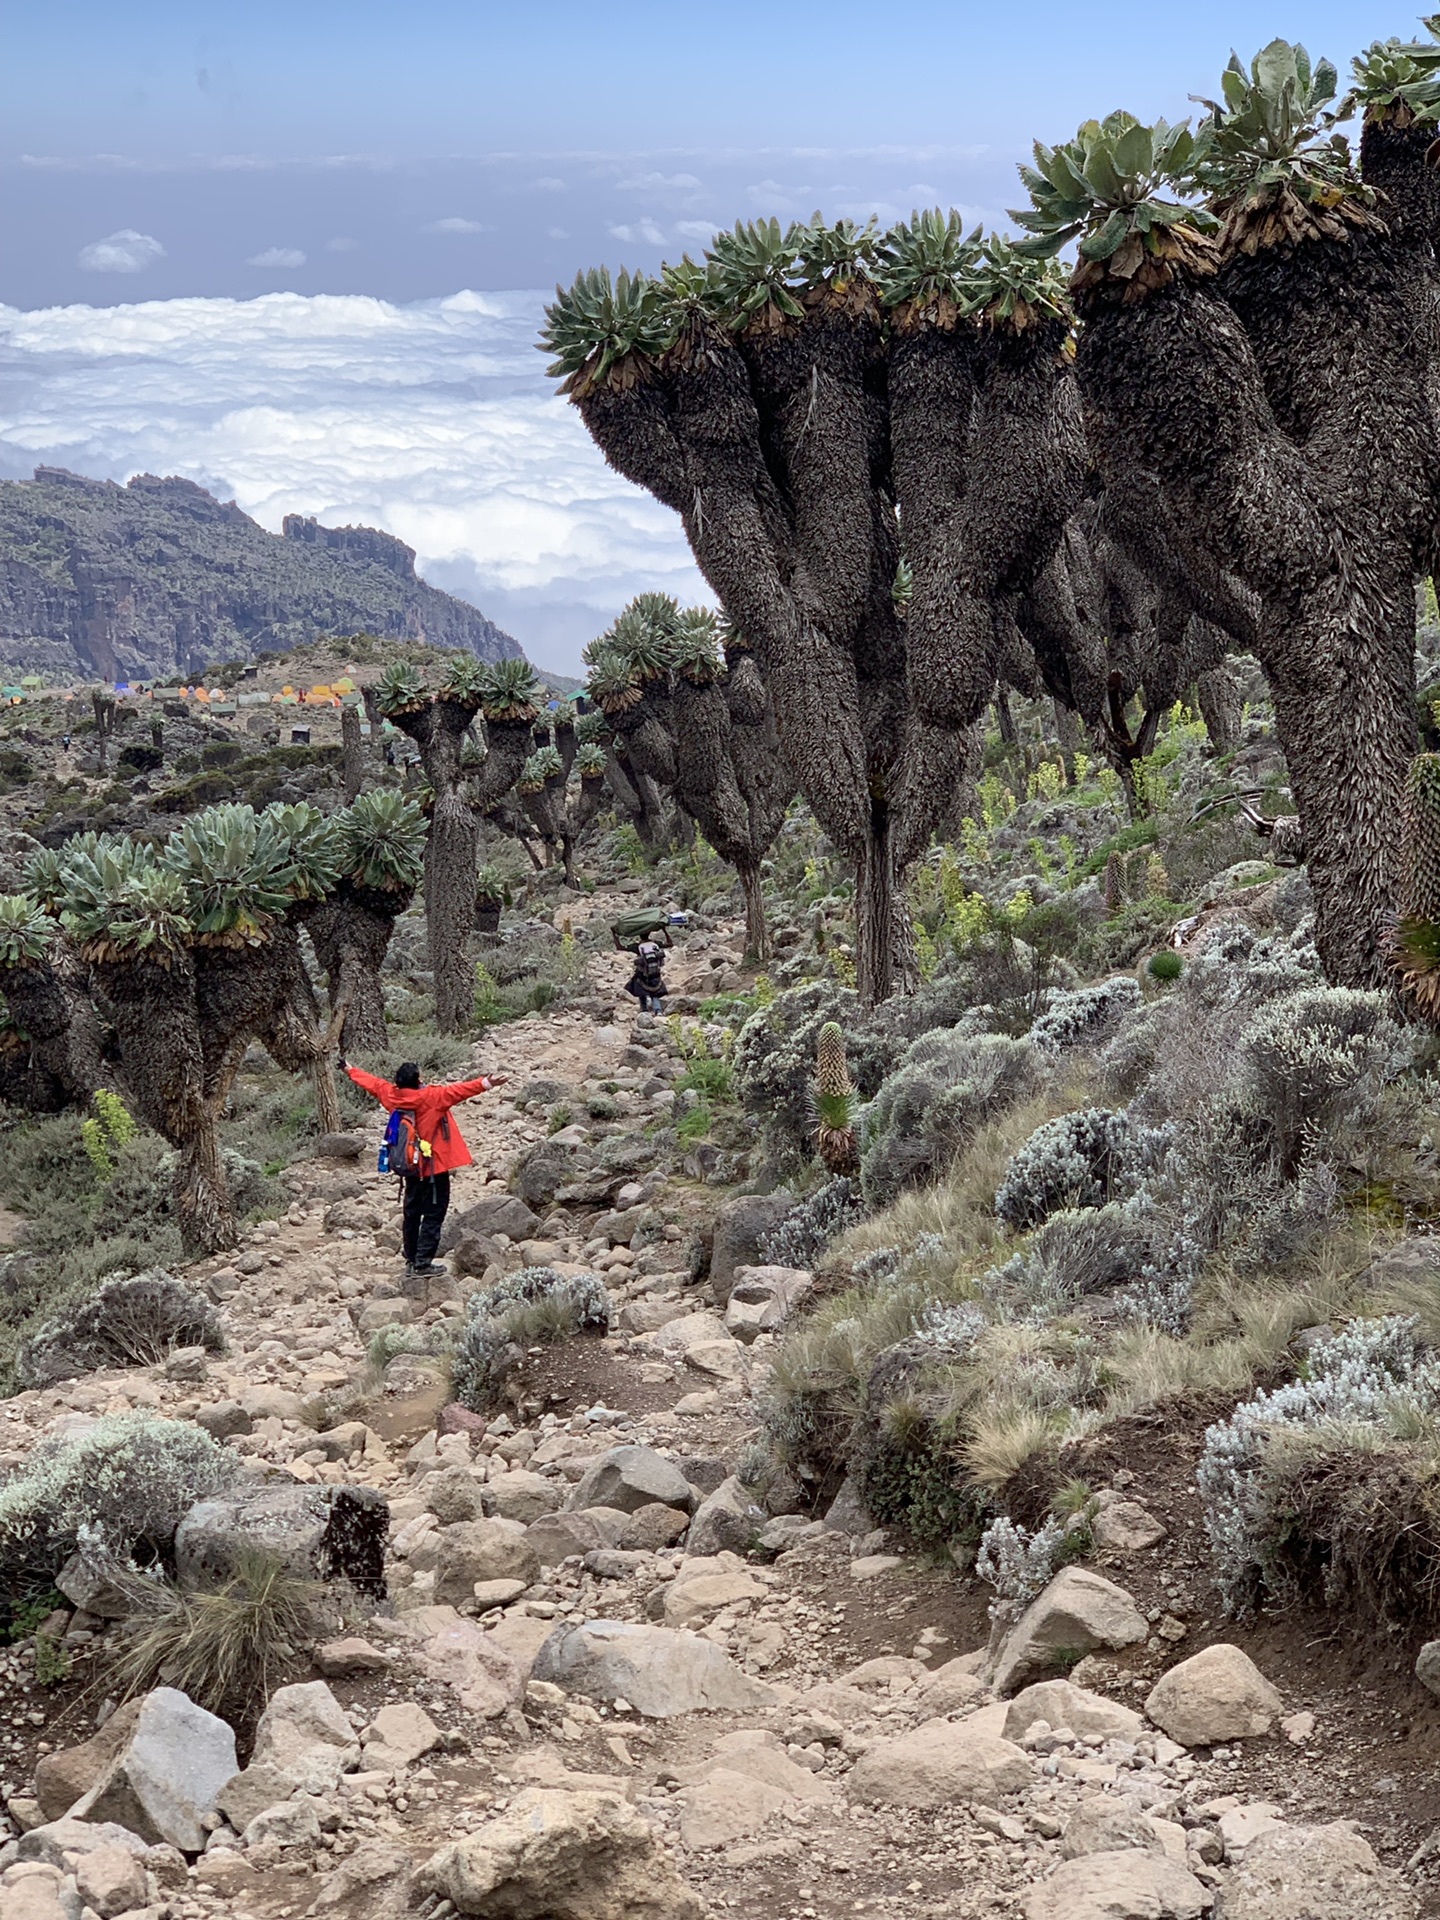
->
[345, 1064, 399, 1108]
[432, 1074, 503, 1107]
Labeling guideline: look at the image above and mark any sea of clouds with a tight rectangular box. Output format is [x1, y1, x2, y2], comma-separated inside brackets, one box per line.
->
[0, 289, 707, 671]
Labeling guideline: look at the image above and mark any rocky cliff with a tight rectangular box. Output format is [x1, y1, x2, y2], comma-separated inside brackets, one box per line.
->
[0, 467, 520, 681]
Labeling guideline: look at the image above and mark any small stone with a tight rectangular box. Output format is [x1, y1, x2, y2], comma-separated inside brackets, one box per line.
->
[1280, 1710, 1315, 1744]
[315, 1638, 388, 1678]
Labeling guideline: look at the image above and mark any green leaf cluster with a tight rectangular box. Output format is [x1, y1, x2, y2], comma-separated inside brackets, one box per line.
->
[1348, 17, 1440, 121]
[476, 658, 542, 722]
[1193, 39, 1361, 206]
[540, 267, 667, 391]
[163, 804, 306, 944]
[0, 896, 56, 968]
[958, 233, 1072, 328]
[60, 842, 194, 960]
[1014, 113, 1213, 261]
[439, 653, 489, 706]
[575, 742, 609, 777]
[873, 209, 981, 311]
[339, 790, 426, 894]
[372, 661, 429, 716]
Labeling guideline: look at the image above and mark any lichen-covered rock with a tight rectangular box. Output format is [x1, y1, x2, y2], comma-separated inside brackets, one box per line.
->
[1216, 1822, 1418, 1919]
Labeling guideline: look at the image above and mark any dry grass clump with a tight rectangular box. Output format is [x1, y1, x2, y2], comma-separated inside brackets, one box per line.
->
[112, 1548, 325, 1730]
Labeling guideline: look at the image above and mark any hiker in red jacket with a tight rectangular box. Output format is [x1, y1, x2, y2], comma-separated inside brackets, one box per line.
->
[342, 1056, 505, 1279]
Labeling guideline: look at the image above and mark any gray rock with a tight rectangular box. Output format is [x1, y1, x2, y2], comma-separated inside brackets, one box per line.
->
[822, 1477, 874, 1538]
[525, 1511, 614, 1569]
[993, 1569, 1148, 1694]
[175, 1483, 388, 1597]
[249, 1681, 359, 1792]
[1144, 1644, 1281, 1747]
[438, 1192, 542, 1256]
[432, 1518, 540, 1605]
[75, 1841, 149, 1918]
[69, 1687, 237, 1852]
[618, 1503, 690, 1551]
[1059, 1793, 1164, 1859]
[1004, 1680, 1144, 1745]
[508, 1141, 575, 1212]
[216, 1762, 299, 1833]
[1416, 1638, 1440, 1699]
[532, 1619, 776, 1718]
[1216, 1822, 1418, 1919]
[686, 1476, 766, 1558]
[307, 1841, 415, 1919]
[314, 1132, 369, 1161]
[424, 1464, 486, 1526]
[723, 1265, 813, 1342]
[583, 1550, 651, 1580]
[564, 1446, 697, 1517]
[1023, 1850, 1207, 1920]
[676, 1455, 730, 1498]
[34, 1703, 144, 1822]
[756, 1515, 828, 1556]
[241, 1798, 322, 1849]
[484, 1469, 563, 1525]
[846, 1719, 1033, 1810]
[709, 1194, 794, 1308]
[16, 1819, 149, 1868]
[54, 1551, 133, 1620]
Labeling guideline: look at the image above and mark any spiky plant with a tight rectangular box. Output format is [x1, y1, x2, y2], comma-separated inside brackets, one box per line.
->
[673, 606, 725, 684]
[1193, 40, 1379, 251]
[1104, 849, 1125, 916]
[958, 233, 1072, 333]
[540, 266, 665, 397]
[339, 791, 426, 895]
[163, 805, 297, 947]
[791, 214, 879, 289]
[26, 840, 108, 915]
[608, 603, 678, 683]
[574, 708, 609, 746]
[517, 749, 558, 795]
[438, 653, 489, 708]
[476, 658, 541, 724]
[575, 742, 608, 778]
[475, 863, 505, 905]
[1013, 113, 1218, 299]
[587, 649, 644, 715]
[652, 254, 726, 344]
[892, 557, 914, 617]
[372, 661, 429, 717]
[874, 208, 981, 328]
[707, 218, 805, 327]
[0, 895, 55, 969]
[814, 1020, 859, 1174]
[61, 844, 193, 964]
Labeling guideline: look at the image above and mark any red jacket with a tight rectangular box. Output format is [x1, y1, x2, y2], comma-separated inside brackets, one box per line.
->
[345, 1066, 495, 1174]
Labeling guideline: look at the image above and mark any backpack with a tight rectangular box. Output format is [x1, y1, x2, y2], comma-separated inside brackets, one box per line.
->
[611, 905, 669, 950]
[379, 1106, 448, 1177]
[635, 941, 665, 989]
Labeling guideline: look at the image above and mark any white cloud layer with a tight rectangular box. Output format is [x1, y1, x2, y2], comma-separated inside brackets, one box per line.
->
[76, 230, 166, 273]
[0, 289, 704, 671]
[246, 246, 306, 267]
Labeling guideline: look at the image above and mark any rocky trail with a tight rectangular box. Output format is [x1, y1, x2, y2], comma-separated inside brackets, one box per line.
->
[0, 898, 1435, 1920]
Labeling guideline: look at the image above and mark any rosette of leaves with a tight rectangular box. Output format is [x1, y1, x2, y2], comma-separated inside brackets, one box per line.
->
[0, 895, 55, 969]
[707, 217, 805, 328]
[1348, 19, 1440, 124]
[60, 842, 193, 964]
[892, 557, 914, 616]
[267, 802, 343, 903]
[163, 805, 299, 948]
[573, 708, 609, 746]
[517, 747, 561, 795]
[1192, 40, 1379, 252]
[790, 214, 881, 318]
[575, 742, 608, 779]
[957, 232, 1073, 333]
[673, 606, 726, 684]
[586, 649, 644, 716]
[717, 611, 752, 657]
[372, 661, 429, 718]
[1012, 113, 1219, 300]
[540, 266, 666, 397]
[608, 602, 678, 684]
[874, 207, 981, 328]
[651, 254, 726, 349]
[339, 790, 426, 895]
[475, 863, 505, 906]
[27, 838, 106, 915]
[438, 653, 489, 709]
[476, 658, 542, 724]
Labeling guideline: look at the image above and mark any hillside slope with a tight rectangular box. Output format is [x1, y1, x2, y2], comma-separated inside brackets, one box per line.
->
[0, 465, 520, 681]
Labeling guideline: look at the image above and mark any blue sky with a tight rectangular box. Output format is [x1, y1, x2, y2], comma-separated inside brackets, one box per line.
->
[0, 1, 1423, 668]
[1, 0, 1418, 306]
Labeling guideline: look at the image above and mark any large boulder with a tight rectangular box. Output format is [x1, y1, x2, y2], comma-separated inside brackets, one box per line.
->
[532, 1620, 775, 1718]
[1023, 1850, 1208, 1920]
[509, 1141, 577, 1212]
[249, 1680, 359, 1791]
[175, 1483, 388, 1597]
[439, 1192, 542, 1255]
[1004, 1680, 1144, 1745]
[1216, 1822, 1418, 1919]
[432, 1519, 540, 1606]
[709, 1194, 794, 1308]
[686, 1475, 766, 1558]
[564, 1447, 696, 1518]
[993, 1568, 1147, 1694]
[485, 1469, 563, 1525]
[34, 1702, 144, 1822]
[416, 1787, 706, 1919]
[1144, 1644, 1281, 1747]
[69, 1688, 236, 1852]
[1060, 1794, 1166, 1860]
[307, 1842, 415, 1920]
[845, 1717, 1033, 1811]
[526, 1511, 614, 1569]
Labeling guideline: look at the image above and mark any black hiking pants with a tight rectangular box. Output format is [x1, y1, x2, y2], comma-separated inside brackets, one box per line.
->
[402, 1171, 450, 1269]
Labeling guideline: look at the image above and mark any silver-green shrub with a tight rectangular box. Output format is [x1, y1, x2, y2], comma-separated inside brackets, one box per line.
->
[0, 1411, 240, 1601]
[1236, 985, 1414, 1174]
[451, 1265, 610, 1411]
[760, 1177, 866, 1269]
[733, 980, 898, 1169]
[1197, 1316, 1440, 1613]
[985, 1203, 1159, 1312]
[1029, 977, 1141, 1055]
[994, 1108, 1123, 1230]
[860, 1031, 1042, 1209]
[16, 1272, 223, 1387]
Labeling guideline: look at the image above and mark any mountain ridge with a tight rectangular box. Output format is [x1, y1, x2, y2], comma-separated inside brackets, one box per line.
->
[0, 465, 521, 682]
